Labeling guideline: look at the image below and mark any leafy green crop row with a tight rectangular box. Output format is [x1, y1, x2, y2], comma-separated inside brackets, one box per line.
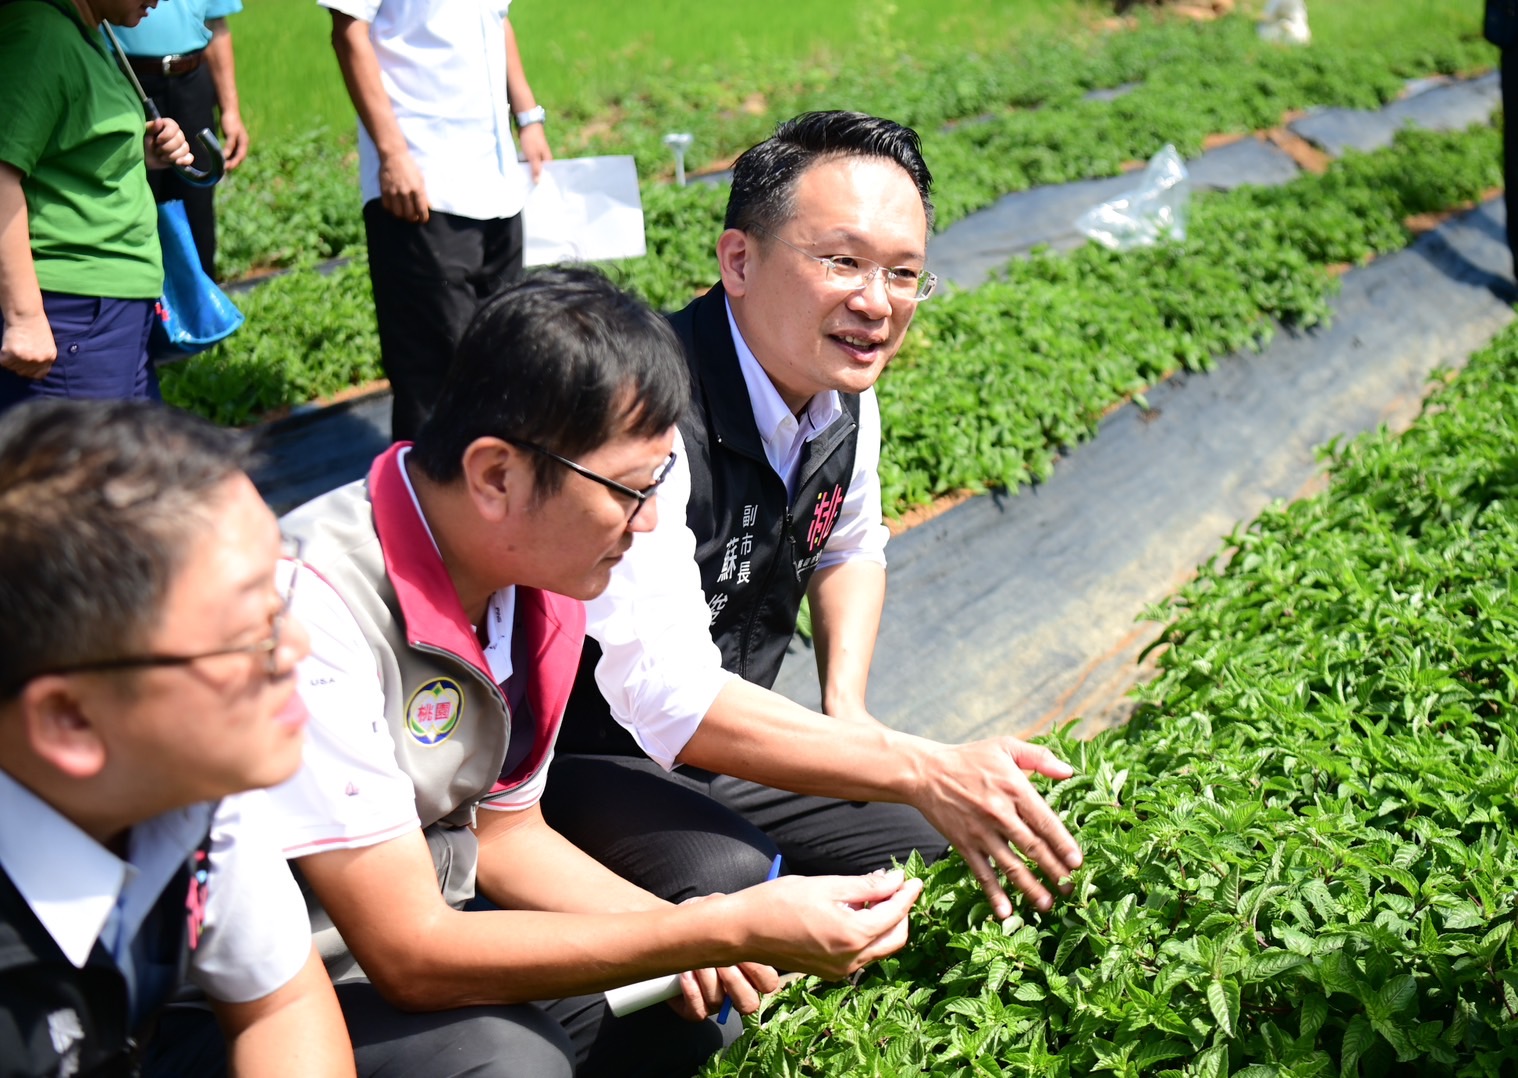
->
[579, 14, 1485, 223]
[214, 12, 1492, 281]
[869, 122, 1501, 513]
[162, 260, 381, 427]
[216, 131, 366, 283]
[704, 284, 1518, 1078]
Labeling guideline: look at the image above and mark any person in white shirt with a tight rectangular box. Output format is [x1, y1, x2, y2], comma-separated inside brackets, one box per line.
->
[546, 112, 1086, 923]
[325, 0, 553, 441]
[0, 399, 351, 1077]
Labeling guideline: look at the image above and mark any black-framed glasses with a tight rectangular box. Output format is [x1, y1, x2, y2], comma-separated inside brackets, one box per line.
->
[508, 439, 677, 523]
[758, 229, 938, 303]
[14, 537, 304, 688]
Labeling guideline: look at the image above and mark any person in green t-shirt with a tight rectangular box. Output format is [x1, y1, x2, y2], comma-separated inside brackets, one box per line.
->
[0, 0, 193, 414]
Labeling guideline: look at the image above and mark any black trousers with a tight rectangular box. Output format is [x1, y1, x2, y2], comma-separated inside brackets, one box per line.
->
[143, 981, 733, 1078]
[362, 202, 525, 442]
[134, 61, 220, 278]
[540, 754, 949, 902]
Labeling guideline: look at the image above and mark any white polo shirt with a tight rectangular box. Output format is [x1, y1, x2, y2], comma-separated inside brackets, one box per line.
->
[584, 301, 890, 768]
[320, 0, 529, 221]
[0, 773, 311, 1006]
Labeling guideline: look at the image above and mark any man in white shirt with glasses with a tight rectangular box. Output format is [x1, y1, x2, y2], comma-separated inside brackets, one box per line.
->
[547, 111, 1086, 925]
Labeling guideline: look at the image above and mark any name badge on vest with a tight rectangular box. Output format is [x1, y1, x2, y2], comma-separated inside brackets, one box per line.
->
[405, 677, 465, 745]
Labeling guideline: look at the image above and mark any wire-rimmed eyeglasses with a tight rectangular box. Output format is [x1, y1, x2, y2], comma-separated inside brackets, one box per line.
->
[758, 229, 938, 302]
[508, 439, 678, 524]
[8, 537, 304, 691]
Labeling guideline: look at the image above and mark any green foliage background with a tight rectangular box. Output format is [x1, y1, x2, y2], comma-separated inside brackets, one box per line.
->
[173, 12, 1500, 520]
[166, 121, 1504, 517]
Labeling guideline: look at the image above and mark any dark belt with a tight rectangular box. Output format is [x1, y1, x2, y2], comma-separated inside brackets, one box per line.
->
[125, 50, 204, 78]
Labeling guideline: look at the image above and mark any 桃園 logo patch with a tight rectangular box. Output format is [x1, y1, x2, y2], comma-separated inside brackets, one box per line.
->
[405, 678, 464, 746]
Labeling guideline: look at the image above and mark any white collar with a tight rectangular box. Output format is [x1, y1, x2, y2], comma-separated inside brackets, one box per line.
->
[0, 770, 128, 967]
[396, 446, 516, 686]
[725, 298, 843, 451]
[0, 774, 214, 969]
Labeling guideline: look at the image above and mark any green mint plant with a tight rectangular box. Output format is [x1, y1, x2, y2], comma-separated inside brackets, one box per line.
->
[700, 320, 1518, 1078]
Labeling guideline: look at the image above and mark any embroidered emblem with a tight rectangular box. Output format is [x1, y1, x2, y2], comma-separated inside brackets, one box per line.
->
[405, 678, 464, 746]
[184, 848, 210, 950]
[807, 484, 845, 551]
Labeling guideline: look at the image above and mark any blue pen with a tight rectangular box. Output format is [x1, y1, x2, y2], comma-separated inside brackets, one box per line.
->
[717, 853, 784, 1024]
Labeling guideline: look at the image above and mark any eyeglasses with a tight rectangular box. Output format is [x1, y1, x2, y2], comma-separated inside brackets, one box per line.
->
[14, 537, 304, 688]
[508, 439, 678, 524]
[758, 229, 938, 303]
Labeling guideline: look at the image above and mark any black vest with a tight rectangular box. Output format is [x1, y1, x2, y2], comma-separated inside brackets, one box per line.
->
[0, 825, 211, 1078]
[558, 284, 861, 754]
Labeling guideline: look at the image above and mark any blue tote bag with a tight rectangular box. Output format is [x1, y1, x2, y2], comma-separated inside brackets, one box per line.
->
[149, 200, 244, 364]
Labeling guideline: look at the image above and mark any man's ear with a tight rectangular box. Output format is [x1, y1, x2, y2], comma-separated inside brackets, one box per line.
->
[460, 436, 526, 523]
[716, 229, 753, 298]
[17, 677, 107, 780]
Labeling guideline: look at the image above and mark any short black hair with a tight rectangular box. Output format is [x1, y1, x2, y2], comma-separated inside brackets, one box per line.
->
[725, 111, 935, 236]
[0, 400, 252, 697]
[410, 266, 690, 492]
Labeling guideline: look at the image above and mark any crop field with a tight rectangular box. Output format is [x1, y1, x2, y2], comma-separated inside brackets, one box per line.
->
[233, 0, 1481, 144]
[204, 5, 1517, 1074]
[237, 0, 1123, 141]
[703, 314, 1518, 1076]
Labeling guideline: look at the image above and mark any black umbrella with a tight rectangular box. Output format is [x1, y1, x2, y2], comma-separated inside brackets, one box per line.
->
[100, 20, 225, 188]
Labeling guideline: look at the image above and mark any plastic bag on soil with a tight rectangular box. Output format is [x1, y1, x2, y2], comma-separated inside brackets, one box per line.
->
[1258, 0, 1310, 45]
[1075, 144, 1190, 251]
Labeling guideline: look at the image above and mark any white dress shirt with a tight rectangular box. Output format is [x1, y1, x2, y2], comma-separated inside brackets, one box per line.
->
[319, 0, 529, 221]
[0, 772, 311, 1005]
[584, 301, 889, 768]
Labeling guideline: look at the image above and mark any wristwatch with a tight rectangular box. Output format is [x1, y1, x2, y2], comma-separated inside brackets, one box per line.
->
[515, 105, 547, 129]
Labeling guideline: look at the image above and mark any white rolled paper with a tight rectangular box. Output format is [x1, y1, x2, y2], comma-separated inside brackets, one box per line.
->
[604, 973, 683, 1017]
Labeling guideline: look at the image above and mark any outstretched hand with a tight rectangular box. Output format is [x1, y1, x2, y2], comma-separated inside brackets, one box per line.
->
[735, 869, 924, 980]
[657, 872, 920, 1021]
[918, 737, 1082, 919]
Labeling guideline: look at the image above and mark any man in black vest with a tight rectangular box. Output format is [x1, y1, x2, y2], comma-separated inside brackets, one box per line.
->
[546, 112, 1085, 923]
[0, 400, 352, 1076]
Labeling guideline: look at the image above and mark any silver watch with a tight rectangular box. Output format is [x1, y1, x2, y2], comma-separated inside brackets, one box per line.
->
[515, 105, 546, 128]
